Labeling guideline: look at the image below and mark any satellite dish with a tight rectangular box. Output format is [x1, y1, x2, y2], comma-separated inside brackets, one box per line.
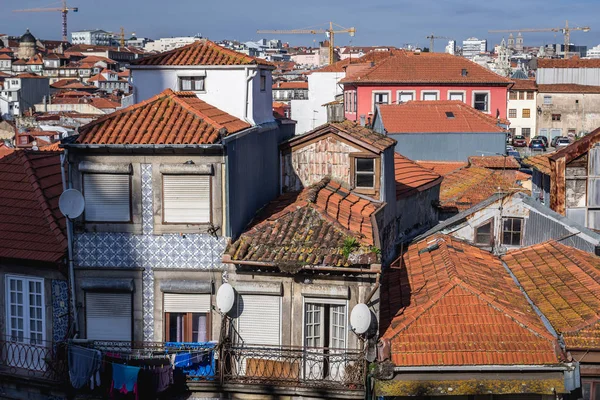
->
[350, 303, 371, 334]
[216, 283, 235, 314]
[59, 189, 85, 219]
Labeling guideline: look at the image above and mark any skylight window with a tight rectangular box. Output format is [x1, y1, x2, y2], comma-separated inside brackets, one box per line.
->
[445, 112, 455, 119]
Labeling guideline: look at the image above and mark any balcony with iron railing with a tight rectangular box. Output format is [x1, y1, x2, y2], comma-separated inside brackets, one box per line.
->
[0, 336, 68, 383]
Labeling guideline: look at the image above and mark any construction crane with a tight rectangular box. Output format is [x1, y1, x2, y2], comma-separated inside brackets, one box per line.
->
[489, 20, 590, 59]
[13, 0, 78, 42]
[257, 22, 356, 65]
[425, 34, 452, 53]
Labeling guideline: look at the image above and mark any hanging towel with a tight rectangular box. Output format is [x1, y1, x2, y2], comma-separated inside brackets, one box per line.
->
[68, 345, 102, 389]
[111, 364, 140, 398]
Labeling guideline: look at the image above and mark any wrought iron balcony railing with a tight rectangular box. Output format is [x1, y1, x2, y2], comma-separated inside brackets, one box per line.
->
[0, 337, 68, 383]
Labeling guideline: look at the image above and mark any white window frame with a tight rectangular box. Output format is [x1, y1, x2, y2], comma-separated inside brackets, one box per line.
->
[447, 90, 466, 102]
[396, 90, 415, 104]
[421, 90, 440, 101]
[5, 275, 46, 344]
[543, 95, 552, 105]
[162, 174, 211, 224]
[302, 297, 348, 350]
[83, 173, 131, 223]
[371, 90, 391, 113]
[355, 157, 376, 189]
[178, 76, 205, 92]
[472, 90, 491, 113]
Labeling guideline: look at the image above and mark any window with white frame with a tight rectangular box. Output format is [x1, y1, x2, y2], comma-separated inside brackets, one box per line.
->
[448, 92, 464, 102]
[373, 92, 389, 111]
[83, 173, 131, 222]
[162, 175, 211, 223]
[422, 92, 438, 101]
[543, 95, 552, 105]
[304, 300, 347, 349]
[473, 92, 489, 111]
[355, 158, 375, 189]
[397, 91, 414, 103]
[179, 76, 205, 91]
[6, 276, 45, 344]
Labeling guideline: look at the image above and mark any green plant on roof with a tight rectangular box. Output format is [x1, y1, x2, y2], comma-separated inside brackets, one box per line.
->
[342, 236, 359, 259]
[370, 246, 381, 255]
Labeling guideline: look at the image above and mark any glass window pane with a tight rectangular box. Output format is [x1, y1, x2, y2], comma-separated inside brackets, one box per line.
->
[192, 313, 208, 342]
[582, 382, 591, 400]
[356, 174, 374, 188]
[356, 158, 374, 172]
[181, 78, 192, 91]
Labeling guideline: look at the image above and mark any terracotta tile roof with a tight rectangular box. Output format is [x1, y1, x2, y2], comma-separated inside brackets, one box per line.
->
[468, 155, 520, 169]
[380, 234, 560, 366]
[62, 81, 97, 90]
[416, 160, 468, 176]
[88, 97, 120, 109]
[510, 78, 537, 91]
[523, 153, 551, 175]
[440, 167, 529, 212]
[340, 52, 511, 85]
[0, 151, 66, 264]
[87, 73, 107, 82]
[75, 89, 251, 145]
[378, 101, 506, 134]
[50, 78, 80, 88]
[225, 178, 382, 269]
[328, 120, 396, 152]
[311, 50, 397, 73]
[132, 39, 274, 67]
[79, 55, 116, 64]
[394, 153, 442, 199]
[12, 59, 26, 65]
[272, 81, 308, 89]
[0, 54, 12, 60]
[538, 57, 600, 69]
[537, 84, 600, 94]
[38, 142, 62, 151]
[503, 241, 600, 350]
[0, 143, 15, 159]
[16, 73, 45, 79]
[26, 54, 43, 65]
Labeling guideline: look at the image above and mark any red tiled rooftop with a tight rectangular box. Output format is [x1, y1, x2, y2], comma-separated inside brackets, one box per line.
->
[378, 101, 506, 133]
[394, 153, 442, 200]
[381, 235, 560, 366]
[511, 79, 537, 91]
[132, 39, 274, 67]
[0, 151, 66, 264]
[225, 178, 381, 268]
[523, 153, 551, 175]
[416, 160, 468, 176]
[272, 81, 308, 89]
[340, 52, 511, 85]
[468, 155, 520, 169]
[0, 143, 14, 159]
[538, 57, 600, 69]
[75, 89, 251, 145]
[310, 50, 396, 74]
[537, 84, 600, 94]
[503, 241, 600, 350]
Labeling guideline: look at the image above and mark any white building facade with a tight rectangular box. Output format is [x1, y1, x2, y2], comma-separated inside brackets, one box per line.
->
[71, 30, 114, 46]
[507, 79, 537, 140]
[143, 37, 202, 53]
[462, 37, 487, 59]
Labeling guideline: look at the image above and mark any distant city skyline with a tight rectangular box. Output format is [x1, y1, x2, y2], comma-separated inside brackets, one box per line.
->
[1, 0, 599, 51]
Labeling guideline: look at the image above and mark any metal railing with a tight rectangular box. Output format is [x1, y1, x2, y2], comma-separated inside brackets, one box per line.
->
[0, 337, 68, 382]
[221, 345, 365, 391]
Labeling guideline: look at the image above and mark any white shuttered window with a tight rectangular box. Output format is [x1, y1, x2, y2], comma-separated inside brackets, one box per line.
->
[164, 293, 211, 313]
[86, 292, 132, 341]
[163, 175, 210, 223]
[83, 174, 130, 222]
[237, 295, 281, 346]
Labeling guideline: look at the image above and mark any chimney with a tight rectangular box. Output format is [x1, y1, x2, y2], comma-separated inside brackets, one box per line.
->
[359, 114, 366, 126]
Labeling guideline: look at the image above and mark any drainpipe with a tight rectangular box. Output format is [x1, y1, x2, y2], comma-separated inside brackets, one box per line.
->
[60, 149, 79, 336]
[243, 67, 258, 125]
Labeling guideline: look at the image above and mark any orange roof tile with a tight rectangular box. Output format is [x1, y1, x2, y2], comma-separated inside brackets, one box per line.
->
[0, 151, 66, 264]
[225, 177, 381, 268]
[310, 50, 396, 73]
[75, 89, 251, 145]
[523, 153, 551, 175]
[381, 235, 560, 366]
[503, 241, 600, 350]
[416, 160, 468, 176]
[511, 79, 537, 91]
[0, 143, 15, 159]
[50, 78, 80, 88]
[468, 155, 520, 169]
[538, 84, 600, 94]
[394, 153, 441, 199]
[132, 39, 274, 67]
[378, 101, 506, 133]
[272, 81, 308, 89]
[538, 57, 600, 69]
[79, 55, 117, 64]
[340, 52, 511, 85]
[88, 97, 120, 109]
[440, 166, 529, 212]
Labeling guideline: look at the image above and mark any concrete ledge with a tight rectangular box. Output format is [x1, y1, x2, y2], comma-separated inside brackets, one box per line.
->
[81, 278, 134, 292]
[160, 280, 212, 294]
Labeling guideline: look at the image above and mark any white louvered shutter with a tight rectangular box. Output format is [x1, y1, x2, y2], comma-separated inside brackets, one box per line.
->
[85, 293, 132, 341]
[237, 295, 281, 346]
[164, 293, 211, 313]
[163, 175, 210, 223]
[83, 174, 130, 222]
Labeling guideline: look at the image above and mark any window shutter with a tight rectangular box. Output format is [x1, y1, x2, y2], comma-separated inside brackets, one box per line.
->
[85, 292, 132, 341]
[237, 295, 280, 346]
[163, 175, 210, 223]
[83, 174, 130, 222]
[164, 293, 211, 313]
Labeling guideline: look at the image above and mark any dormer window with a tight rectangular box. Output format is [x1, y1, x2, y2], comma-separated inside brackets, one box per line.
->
[355, 158, 375, 189]
[179, 76, 205, 92]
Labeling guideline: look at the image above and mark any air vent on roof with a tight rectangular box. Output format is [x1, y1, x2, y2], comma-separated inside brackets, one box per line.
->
[445, 112, 455, 119]
[461, 68, 468, 77]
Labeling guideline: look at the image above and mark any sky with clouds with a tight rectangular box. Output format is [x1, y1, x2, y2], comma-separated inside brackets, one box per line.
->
[1, 0, 599, 50]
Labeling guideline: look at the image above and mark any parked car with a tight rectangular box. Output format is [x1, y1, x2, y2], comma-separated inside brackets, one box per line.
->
[512, 135, 527, 147]
[533, 135, 549, 147]
[506, 133, 512, 144]
[551, 136, 560, 147]
[555, 137, 571, 148]
[529, 139, 546, 152]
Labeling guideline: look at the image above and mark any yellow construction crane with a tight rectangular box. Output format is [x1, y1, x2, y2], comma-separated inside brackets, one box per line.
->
[489, 20, 590, 59]
[13, 0, 79, 42]
[257, 22, 356, 65]
[425, 33, 453, 53]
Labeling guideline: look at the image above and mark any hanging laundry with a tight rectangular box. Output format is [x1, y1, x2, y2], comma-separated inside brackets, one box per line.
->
[111, 364, 140, 398]
[68, 345, 102, 389]
[174, 352, 192, 368]
[138, 365, 173, 398]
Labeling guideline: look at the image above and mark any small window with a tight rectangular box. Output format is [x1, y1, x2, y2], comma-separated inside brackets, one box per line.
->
[355, 158, 375, 189]
[502, 217, 523, 246]
[373, 92, 389, 109]
[522, 109, 531, 118]
[179, 76, 205, 91]
[163, 175, 211, 223]
[83, 173, 131, 222]
[397, 91, 413, 103]
[260, 74, 267, 91]
[527, 91, 534, 100]
[445, 111, 455, 119]
[474, 93, 489, 111]
[448, 92, 464, 102]
[543, 95, 552, 105]
[522, 127, 531, 137]
[509, 91, 517, 100]
[552, 113, 561, 121]
[508, 109, 517, 118]
[165, 313, 209, 342]
[475, 219, 493, 246]
[422, 92, 438, 101]
[518, 91, 525, 100]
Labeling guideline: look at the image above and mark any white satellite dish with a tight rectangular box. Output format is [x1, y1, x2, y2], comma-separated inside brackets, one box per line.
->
[216, 283, 235, 314]
[59, 189, 85, 219]
[350, 303, 371, 334]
